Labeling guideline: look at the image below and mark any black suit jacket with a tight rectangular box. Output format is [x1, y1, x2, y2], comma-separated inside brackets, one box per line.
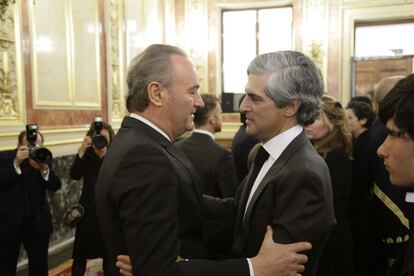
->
[204, 131, 336, 276]
[175, 132, 237, 198]
[176, 132, 238, 257]
[388, 225, 414, 276]
[0, 149, 61, 242]
[95, 116, 248, 276]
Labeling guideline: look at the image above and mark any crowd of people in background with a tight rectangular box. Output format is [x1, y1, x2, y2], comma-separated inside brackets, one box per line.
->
[1, 44, 413, 276]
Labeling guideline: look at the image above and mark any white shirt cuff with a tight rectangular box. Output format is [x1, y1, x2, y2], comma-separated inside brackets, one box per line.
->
[247, 258, 254, 276]
[14, 163, 22, 175]
[406, 192, 414, 203]
[41, 169, 50, 181]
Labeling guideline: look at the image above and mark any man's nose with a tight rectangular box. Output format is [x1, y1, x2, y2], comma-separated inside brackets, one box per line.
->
[195, 94, 205, 108]
[377, 138, 388, 159]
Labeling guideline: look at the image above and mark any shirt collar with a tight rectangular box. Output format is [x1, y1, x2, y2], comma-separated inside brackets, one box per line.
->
[129, 113, 171, 142]
[193, 129, 215, 140]
[262, 125, 303, 160]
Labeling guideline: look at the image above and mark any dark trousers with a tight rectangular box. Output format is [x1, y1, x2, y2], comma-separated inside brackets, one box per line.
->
[0, 226, 50, 276]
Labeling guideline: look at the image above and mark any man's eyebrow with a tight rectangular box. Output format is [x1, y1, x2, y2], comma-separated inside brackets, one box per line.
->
[188, 85, 200, 91]
[386, 128, 404, 137]
[245, 91, 262, 98]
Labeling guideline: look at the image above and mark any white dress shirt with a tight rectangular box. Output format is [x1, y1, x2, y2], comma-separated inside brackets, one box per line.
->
[130, 113, 171, 142]
[244, 125, 303, 216]
[193, 129, 215, 140]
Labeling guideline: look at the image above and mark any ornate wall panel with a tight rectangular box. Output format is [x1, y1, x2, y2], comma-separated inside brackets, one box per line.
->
[124, 0, 143, 65]
[29, 0, 101, 109]
[184, 0, 208, 94]
[107, 0, 125, 124]
[29, 0, 71, 107]
[71, 0, 101, 108]
[0, 0, 24, 126]
[302, 0, 329, 88]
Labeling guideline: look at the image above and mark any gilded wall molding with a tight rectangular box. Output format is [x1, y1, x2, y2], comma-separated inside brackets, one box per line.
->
[302, 0, 328, 86]
[108, 0, 124, 122]
[184, 0, 208, 94]
[0, 0, 23, 124]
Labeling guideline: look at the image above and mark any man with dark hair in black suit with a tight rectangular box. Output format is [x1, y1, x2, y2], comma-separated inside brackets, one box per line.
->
[0, 129, 61, 276]
[176, 93, 237, 198]
[176, 93, 238, 258]
[358, 75, 411, 276]
[377, 73, 414, 276]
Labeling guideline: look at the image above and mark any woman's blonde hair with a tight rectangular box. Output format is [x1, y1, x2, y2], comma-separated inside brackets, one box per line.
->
[313, 95, 353, 158]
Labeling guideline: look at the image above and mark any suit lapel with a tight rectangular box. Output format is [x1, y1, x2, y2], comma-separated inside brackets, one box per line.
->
[121, 116, 203, 198]
[239, 131, 309, 236]
[234, 168, 256, 235]
[165, 143, 204, 198]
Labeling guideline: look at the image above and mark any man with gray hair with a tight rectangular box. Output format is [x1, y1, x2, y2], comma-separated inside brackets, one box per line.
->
[204, 50, 336, 276]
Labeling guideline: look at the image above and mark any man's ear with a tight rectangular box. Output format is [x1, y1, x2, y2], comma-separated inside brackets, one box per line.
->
[208, 113, 216, 125]
[284, 99, 301, 117]
[359, 117, 368, 127]
[147, 81, 165, 107]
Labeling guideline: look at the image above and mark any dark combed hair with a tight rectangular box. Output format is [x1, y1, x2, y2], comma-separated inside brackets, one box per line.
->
[18, 130, 45, 145]
[346, 100, 376, 129]
[194, 94, 219, 127]
[350, 96, 374, 110]
[379, 74, 414, 139]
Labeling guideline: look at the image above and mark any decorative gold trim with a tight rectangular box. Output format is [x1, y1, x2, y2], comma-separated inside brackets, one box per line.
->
[109, 0, 124, 122]
[302, 0, 328, 87]
[373, 183, 410, 230]
[0, 0, 24, 125]
[0, 0, 15, 21]
[44, 138, 83, 147]
[184, 0, 208, 94]
[0, 127, 89, 137]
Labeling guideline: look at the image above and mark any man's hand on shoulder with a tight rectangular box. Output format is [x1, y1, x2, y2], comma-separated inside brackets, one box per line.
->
[250, 226, 311, 276]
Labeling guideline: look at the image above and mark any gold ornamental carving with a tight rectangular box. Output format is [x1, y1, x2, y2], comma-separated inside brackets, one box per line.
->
[109, 0, 123, 119]
[184, 0, 208, 94]
[0, 2, 19, 120]
[0, 0, 15, 21]
[302, 0, 328, 81]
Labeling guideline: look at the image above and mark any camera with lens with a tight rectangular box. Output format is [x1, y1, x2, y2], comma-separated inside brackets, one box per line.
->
[92, 116, 107, 149]
[26, 124, 53, 165]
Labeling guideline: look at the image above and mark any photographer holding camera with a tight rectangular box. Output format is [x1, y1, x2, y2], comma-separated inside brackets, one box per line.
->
[0, 124, 61, 276]
[70, 116, 115, 275]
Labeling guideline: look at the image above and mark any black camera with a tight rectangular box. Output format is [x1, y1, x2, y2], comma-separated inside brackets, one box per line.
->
[92, 116, 107, 149]
[26, 124, 53, 165]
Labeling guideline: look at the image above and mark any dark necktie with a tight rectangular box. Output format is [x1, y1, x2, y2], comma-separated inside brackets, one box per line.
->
[242, 146, 269, 211]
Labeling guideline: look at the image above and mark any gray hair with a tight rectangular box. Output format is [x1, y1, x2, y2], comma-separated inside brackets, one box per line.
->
[247, 50, 324, 126]
[126, 44, 187, 112]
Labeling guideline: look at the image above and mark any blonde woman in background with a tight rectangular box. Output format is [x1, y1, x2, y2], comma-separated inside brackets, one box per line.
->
[305, 94, 354, 276]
